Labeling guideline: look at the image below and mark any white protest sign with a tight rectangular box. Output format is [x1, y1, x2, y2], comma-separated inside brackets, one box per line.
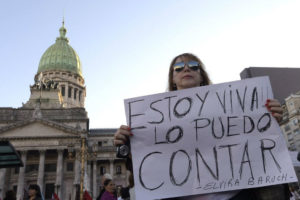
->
[124, 77, 297, 200]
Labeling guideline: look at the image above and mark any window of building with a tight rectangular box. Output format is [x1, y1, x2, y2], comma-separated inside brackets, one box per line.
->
[100, 166, 106, 175]
[45, 164, 57, 172]
[79, 91, 82, 102]
[45, 183, 55, 199]
[67, 162, 74, 172]
[116, 165, 122, 175]
[74, 88, 78, 100]
[68, 87, 72, 98]
[98, 141, 102, 147]
[61, 86, 65, 96]
[25, 164, 39, 173]
[294, 129, 300, 135]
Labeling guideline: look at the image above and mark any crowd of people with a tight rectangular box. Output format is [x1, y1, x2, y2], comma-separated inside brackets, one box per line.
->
[3, 184, 42, 200]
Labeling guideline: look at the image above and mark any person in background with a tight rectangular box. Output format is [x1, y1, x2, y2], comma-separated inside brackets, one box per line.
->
[28, 184, 42, 200]
[114, 53, 287, 200]
[99, 179, 117, 200]
[97, 174, 114, 200]
[3, 190, 16, 200]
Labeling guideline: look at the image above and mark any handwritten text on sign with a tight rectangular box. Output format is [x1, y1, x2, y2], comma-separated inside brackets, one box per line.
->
[124, 77, 297, 200]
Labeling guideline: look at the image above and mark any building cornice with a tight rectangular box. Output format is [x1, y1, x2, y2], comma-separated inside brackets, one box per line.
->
[0, 118, 86, 135]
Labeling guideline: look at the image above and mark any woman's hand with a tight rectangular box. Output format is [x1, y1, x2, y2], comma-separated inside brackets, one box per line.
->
[114, 125, 133, 146]
[265, 99, 283, 123]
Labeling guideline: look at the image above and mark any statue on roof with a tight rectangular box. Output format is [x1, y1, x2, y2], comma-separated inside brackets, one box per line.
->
[32, 73, 59, 90]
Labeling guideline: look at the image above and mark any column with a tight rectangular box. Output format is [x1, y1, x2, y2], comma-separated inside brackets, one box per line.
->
[87, 161, 91, 193]
[72, 151, 81, 200]
[93, 161, 97, 200]
[17, 151, 27, 200]
[0, 168, 7, 199]
[37, 150, 45, 194]
[55, 149, 64, 198]
[109, 159, 114, 177]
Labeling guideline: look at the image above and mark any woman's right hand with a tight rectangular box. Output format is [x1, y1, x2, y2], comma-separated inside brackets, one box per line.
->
[114, 125, 133, 146]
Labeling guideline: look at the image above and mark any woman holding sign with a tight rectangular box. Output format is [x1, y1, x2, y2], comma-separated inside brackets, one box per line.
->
[114, 53, 288, 200]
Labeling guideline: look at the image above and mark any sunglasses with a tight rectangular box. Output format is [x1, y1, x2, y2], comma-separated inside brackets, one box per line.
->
[173, 61, 200, 72]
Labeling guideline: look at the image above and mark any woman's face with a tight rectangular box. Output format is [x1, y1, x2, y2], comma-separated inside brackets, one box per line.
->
[172, 56, 202, 90]
[105, 181, 116, 193]
[28, 188, 37, 197]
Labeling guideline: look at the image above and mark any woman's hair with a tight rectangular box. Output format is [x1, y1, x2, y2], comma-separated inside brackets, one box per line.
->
[97, 179, 113, 200]
[28, 184, 42, 197]
[168, 53, 211, 91]
[103, 179, 112, 187]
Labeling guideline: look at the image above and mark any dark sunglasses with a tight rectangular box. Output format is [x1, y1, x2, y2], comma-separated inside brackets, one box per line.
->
[173, 61, 200, 72]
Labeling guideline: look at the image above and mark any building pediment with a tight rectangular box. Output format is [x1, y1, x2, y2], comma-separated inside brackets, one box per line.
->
[0, 118, 84, 139]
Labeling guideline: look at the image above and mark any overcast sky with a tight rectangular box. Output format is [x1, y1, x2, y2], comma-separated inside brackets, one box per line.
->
[1, 0, 300, 128]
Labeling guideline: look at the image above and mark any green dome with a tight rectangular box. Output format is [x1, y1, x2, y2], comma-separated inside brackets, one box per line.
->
[38, 23, 82, 77]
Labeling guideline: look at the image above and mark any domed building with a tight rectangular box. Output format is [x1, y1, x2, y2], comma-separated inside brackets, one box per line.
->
[0, 23, 127, 200]
[24, 21, 85, 109]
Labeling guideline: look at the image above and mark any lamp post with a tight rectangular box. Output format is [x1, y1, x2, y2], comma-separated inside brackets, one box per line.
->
[79, 134, 97, 200]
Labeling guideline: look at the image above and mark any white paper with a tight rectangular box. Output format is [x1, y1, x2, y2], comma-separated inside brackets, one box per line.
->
[124, 76, 297, 200]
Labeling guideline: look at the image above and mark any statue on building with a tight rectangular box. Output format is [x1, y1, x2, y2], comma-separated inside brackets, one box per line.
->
[32, 73, 59, 90]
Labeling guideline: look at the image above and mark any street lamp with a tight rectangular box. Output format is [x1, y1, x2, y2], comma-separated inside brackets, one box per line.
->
[79, 134, 98, 200]
[80, 134, 86, 200]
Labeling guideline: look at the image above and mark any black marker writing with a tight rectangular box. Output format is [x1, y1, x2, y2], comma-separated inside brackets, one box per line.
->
[164, 95, 177, 121]
[148, 99, 164, 124]
[219, 143, 239, 179]
[173, 97, 193, 118]
[139, 151, 164, 190]
[216, 90, 226, 114]
[169, 150, 192, 186]
[128, 99, 146, 130]
[239, 141, 254, 179]
[236, 86, 247, 112]
[260, 139, 281, 174]
[195, 91, 209, 116]
[251, 87, 258, 111]
[195, 146, 219, 183]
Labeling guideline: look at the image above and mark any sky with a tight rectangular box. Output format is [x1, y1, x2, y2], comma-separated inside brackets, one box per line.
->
[1, 0, 300, 128]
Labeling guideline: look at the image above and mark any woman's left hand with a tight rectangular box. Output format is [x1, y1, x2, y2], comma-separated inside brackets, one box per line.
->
[265, 99, 283, 123]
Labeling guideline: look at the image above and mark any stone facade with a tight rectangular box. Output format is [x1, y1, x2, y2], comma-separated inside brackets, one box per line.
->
[280, 91, 300, 151]
[279, 91, 300, 184]
[0, 107, 127, 200]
